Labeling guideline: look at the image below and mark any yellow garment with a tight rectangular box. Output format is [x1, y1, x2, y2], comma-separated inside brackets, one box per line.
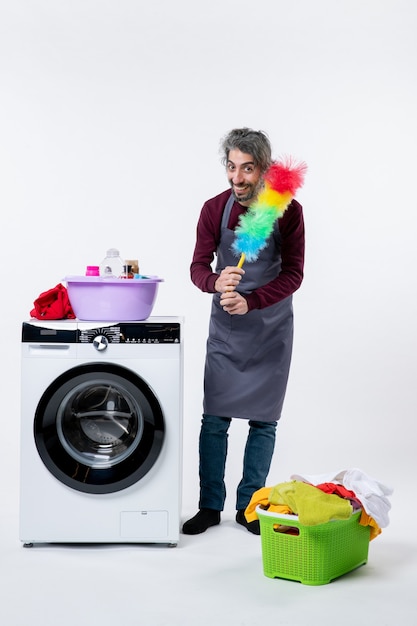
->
[244, 487, 292, 523]
[359, 510, 381, 540]
[269, 481, 352, 526]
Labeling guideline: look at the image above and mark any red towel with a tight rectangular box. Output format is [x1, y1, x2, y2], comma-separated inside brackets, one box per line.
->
[30, 283, 75, 320]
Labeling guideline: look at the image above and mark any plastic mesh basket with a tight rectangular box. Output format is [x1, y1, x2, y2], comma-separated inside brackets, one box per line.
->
[256, 506, 371, 585]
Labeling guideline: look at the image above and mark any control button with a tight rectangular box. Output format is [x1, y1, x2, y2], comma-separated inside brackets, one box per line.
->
[93, 335, 109, 351]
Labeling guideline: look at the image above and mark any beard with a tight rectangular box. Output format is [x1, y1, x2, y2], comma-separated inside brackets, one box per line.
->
[230, 178, 264, 204]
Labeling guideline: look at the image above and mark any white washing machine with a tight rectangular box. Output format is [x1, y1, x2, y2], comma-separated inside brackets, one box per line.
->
[19, 317, 183, 547]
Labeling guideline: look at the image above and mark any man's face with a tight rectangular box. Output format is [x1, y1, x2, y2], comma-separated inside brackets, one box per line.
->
[226, 149, 263, 206]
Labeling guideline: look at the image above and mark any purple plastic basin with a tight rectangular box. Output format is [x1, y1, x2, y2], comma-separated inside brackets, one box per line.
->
[64, 276, 163, 321]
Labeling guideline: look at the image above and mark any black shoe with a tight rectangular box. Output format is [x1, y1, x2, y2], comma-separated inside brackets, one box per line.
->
[182, 508, 221, 535]
[236, 509, 260, 535]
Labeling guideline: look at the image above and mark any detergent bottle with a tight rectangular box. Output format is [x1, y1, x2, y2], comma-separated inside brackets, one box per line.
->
[99, 248, 124, 278]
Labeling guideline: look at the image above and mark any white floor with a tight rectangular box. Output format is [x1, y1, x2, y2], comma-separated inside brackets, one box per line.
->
[1, 486, 414, 626]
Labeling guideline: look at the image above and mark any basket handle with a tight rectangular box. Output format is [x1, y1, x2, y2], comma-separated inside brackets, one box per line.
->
[272, 523, 300, 536]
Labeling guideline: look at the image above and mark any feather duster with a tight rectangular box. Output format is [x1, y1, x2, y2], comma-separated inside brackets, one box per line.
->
[232, 157, 307, 266]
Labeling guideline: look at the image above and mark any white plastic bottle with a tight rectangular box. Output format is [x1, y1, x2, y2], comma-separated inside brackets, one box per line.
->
[99, 248, 124, 278]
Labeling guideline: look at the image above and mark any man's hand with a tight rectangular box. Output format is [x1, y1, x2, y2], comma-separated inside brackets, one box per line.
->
[219, 290, 248, 315]
[214, 266, 245, 293]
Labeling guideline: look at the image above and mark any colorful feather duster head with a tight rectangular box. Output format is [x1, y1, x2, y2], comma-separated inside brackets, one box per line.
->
[232, 157, 307, 266]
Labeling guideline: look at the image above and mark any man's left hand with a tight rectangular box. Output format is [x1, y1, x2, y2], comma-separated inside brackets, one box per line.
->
[219, 291, 248, 315]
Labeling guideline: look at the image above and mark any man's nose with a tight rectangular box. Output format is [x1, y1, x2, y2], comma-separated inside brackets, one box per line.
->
[231, 170, 244, 184]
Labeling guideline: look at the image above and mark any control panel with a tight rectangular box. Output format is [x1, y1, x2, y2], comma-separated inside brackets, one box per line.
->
[79, 323, 181, 344]
[22, 321, 181, 344]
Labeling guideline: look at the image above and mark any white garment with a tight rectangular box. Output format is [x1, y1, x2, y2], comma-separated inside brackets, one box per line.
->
[290, 468, 393, 528]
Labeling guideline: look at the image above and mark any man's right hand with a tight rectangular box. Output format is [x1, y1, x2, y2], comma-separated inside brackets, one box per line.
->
[214, 266, 245, 293]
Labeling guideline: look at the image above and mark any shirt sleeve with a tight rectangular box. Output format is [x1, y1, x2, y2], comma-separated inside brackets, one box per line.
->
[190, 195, 225, 293]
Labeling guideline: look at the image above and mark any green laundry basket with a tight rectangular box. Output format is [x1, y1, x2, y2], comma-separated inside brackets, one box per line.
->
[256, 507, 371, 585]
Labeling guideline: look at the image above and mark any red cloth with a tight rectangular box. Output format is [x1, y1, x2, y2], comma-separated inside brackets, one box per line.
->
[316, 482, 362, 508]
[30, 283, 75, 320]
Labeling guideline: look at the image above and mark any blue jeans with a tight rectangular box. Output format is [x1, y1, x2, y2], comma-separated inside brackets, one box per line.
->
[198, 414, 277, 511]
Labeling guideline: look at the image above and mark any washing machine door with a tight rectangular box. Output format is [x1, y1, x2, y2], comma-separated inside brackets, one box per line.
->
[34, 363, 165, 494]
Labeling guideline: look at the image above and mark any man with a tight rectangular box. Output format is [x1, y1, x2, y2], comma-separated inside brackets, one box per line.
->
[183, 128, 305, 535]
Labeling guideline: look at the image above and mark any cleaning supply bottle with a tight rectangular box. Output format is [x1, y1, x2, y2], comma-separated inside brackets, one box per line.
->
[120, 264, 134, 279]
[99, 248, 124, 278]
[125, 259, 139, 275]
[85, 265, 100, 276]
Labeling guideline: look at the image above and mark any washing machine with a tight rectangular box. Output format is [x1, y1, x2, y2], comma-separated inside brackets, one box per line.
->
[19, 317, 183, 547]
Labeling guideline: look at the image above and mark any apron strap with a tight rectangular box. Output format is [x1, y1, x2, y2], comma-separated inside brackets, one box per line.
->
[221, 193, 235, 230]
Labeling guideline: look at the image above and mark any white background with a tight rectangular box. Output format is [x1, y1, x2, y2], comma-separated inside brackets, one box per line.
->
[0, 3, 415, 617]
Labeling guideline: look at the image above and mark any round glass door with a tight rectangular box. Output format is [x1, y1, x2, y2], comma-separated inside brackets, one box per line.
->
[34, 363, 165, 493]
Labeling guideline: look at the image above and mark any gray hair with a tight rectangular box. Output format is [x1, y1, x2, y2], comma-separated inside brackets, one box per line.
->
[220, 128, 272, 173]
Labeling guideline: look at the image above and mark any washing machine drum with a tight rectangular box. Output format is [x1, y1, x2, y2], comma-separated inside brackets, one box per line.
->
[34, 363, 165, 494]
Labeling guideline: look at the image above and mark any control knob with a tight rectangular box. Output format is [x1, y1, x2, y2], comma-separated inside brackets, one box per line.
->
[93, 335, 109, 351]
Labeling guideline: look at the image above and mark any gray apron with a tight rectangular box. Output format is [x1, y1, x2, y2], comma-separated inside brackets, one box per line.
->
[203, 194, 294, 422]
